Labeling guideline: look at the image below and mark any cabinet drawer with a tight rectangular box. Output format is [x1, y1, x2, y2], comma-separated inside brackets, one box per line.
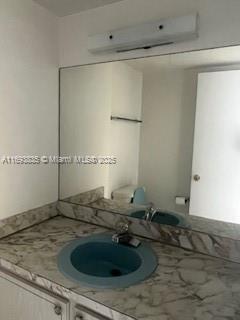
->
[73, 304, 112, 320]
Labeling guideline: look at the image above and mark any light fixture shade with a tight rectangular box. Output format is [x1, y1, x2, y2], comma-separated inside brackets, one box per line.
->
[88, 14, 198, 53]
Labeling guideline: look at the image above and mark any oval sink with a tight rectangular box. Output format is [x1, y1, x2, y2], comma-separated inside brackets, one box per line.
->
[58, 233, 158, 289]
[131, 210, 189, 228]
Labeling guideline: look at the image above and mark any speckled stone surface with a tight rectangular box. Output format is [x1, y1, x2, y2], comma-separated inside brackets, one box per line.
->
[84, 199, 240, 240]
[63, 189, 240, 240]
[87, 198, 148, 215]
[189, 215, 240, 240]
[0, 216, 240, 320]
[58, 201, 240, 264]
[62, 193, 148, 216]
[0, 202, 58, 239]
[62, 187, 104, 205]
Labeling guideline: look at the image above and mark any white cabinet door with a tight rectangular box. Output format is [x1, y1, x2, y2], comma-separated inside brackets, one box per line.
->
[190, 70, 240, 223]
[0, 271, 69, 320]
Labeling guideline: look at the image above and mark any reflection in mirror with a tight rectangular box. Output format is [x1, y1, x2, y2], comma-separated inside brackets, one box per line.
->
[60, 45, 240, 238]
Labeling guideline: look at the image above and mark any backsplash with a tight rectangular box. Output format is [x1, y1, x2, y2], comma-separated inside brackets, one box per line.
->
[58, 201, 240, 264]
[0, 202, 58, 239]
[1, 199, 240, 264]
[62, 187, 104, 205]
[61, 188, 240, 240]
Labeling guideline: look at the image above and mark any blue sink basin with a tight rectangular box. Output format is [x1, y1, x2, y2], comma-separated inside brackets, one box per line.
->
[58, 233, 158, 289]
[131, 210, 189, 228]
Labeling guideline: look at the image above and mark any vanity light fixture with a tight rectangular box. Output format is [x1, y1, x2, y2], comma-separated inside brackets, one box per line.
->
[88, 14, 198, 53]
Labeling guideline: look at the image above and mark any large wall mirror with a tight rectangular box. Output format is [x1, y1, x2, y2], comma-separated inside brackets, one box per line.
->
[59, 45, 240, 239]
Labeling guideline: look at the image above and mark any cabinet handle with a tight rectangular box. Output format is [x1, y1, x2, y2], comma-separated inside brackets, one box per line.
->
[75, 314, 84, 320]
[54, 305, 62, 316]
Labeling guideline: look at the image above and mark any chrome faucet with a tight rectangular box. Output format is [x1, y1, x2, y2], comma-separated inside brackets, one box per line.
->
[144, 207, 158, 221]
[112, 222, 141, 247]
[112, 222, 130, 243]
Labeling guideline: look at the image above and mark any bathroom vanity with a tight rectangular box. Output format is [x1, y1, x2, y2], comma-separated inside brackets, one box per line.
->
[0, 270, 114, 320]
[0, 270, 69, 320]
[2, 45, 240, 320]
[0, 269, 116, 320]
[0, 215, 240, 320]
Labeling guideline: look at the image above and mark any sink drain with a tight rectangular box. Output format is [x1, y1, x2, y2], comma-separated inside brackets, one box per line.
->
[110, 269, 122, 277]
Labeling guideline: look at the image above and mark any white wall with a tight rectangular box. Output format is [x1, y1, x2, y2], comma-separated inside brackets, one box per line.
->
[0, 0, 58, 219]
[60, 64, 112, 198]
[59, 0, 240, 67]
[60, 61, 142, 199]
[138, 68, 197, 213]
[108, 62, 142, 196]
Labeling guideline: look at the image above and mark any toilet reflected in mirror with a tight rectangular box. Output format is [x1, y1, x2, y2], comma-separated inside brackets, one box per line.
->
[59, 45, 240, 238]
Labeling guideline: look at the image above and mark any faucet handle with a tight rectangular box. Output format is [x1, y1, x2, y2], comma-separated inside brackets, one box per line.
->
[113, 222, 141, 247]
[115, 222, 129, 234]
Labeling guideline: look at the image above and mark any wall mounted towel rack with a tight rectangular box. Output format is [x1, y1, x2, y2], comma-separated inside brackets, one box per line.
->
[111, 116, 142, 123]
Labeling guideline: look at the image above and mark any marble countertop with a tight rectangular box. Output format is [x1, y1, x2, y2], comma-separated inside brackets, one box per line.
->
[88, 198, 148, 215]
[0, 216, 240, 320]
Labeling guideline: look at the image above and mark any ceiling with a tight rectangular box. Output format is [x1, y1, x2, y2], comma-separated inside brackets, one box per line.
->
[126, 46, 240, 72]
[33, 0, 124, 16]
